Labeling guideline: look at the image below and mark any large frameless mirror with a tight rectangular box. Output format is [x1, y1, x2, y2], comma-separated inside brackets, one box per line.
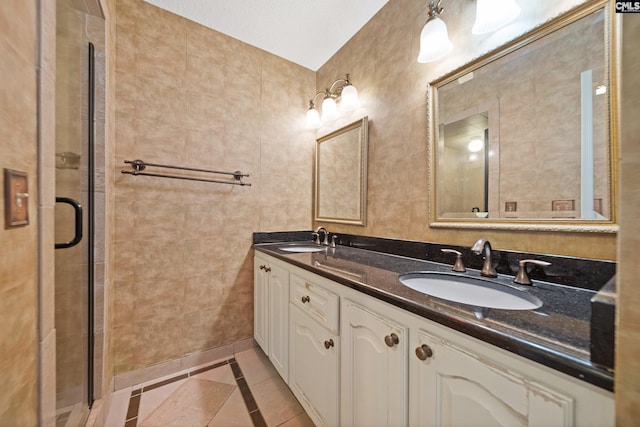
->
[315, 117, 369, 226]
[429, 0, 617, 232]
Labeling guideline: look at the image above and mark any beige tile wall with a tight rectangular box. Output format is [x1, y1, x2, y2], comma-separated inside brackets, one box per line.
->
[314, 0, 616, 260]
[38, 0, 58, 423]
[112, 0, 315, 374]
[0, 0, 40, 424]
[102, 0, 116, 421]
[615, 13, 640, 426]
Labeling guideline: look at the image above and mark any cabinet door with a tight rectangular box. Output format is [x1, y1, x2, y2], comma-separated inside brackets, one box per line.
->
[410, 329, 573, 427]
[253, 256, 270, 354]
[289, 305, 339, 427]
[268, 262, 290, 382]
[341, 300, 408, 427]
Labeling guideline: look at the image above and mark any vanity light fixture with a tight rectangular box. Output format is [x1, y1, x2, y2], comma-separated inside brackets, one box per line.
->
[472, 0, 521, 35]
[417, 0, 521, 64]
[305, 74, 360, 129]
[417, 0, 453, 63]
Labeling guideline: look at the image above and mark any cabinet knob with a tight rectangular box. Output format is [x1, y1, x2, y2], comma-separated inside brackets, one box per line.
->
[259, 265, 266, 270]
[264, 267, 271, 272]
[301, 295, 310, 303]
[324, 339, 334, 349]
[384, 333, 399, 347]
[415, 344, 433, 360]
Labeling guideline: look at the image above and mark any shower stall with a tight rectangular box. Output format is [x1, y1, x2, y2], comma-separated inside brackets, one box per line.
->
[55, 1, 105, 425]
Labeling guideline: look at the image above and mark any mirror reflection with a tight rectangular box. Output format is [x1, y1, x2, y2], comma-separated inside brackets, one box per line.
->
[439, 113, 489, 217]
[432, 1, 613, 228]
[315, 117, 368, 225]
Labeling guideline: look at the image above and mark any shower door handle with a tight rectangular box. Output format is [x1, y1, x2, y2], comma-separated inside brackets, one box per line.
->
[55, 197, 83, 249]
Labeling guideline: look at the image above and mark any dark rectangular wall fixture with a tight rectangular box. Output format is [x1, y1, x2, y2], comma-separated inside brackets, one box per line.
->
[4, 168, 29, 228]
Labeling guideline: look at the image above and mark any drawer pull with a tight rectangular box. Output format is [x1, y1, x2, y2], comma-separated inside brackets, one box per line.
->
[415, 344, 433, 360]
[259, 265, 266, 270]
[301, 295, 310, 303]
[384, 333, 399, 347]
[264, 267, 271, 272]
[324, 339, 334, 349]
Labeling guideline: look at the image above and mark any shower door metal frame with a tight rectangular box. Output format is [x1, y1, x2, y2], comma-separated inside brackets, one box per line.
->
[87, 41, 95, 407]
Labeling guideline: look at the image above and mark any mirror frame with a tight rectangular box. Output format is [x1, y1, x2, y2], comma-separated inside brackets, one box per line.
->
[428, 0, 618, 233]
[314, 117, 369, 226]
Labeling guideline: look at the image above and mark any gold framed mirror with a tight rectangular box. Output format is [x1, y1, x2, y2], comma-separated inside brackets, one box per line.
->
[428, 0, 617, 232]
[314, 117, 368, 226]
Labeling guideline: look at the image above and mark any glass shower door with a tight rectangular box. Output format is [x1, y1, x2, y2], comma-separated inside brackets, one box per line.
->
[54, 2, 97, 423]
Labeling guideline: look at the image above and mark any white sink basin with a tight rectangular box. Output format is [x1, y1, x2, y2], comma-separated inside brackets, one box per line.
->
[279, 245, 326, 253]
[398, 272, 543, 310]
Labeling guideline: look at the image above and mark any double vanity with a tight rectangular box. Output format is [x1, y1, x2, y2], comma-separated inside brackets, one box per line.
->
[253, 232, 614, 427]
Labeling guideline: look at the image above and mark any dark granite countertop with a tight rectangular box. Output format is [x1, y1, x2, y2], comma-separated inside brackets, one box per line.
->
[253, 235, 614, 392]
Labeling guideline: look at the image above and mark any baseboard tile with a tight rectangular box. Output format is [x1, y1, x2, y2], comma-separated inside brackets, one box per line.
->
[113, 338, 256, 390]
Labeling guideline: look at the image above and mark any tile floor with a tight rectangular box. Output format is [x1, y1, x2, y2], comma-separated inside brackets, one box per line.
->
[104, 347, 314, 427]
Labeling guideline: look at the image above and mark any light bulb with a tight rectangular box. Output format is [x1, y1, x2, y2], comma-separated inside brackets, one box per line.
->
[468, 138, 484, 152]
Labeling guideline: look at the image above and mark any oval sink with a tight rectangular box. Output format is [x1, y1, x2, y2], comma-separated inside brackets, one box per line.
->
[398, 272, 543, 310]
[279, 245, 325, 253]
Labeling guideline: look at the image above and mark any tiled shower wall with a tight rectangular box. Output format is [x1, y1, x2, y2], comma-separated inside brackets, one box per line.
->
[0, 0, 56, 424]
[112, 0, 315, 374]
[616, 13, 640, 425]
[315, 0, 616, 260]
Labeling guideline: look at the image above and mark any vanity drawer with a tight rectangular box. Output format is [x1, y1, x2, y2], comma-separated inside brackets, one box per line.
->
[290, 273, 339, 334]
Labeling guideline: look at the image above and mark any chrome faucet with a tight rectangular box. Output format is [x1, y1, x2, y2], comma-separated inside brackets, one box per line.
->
[471, 239, 497, 278]
[314, 226, 330, 246]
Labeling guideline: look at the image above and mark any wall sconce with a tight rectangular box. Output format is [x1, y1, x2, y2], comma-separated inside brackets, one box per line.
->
[417, 0, 521, 63]
[306, 74, 360, 129]
[417, 0, 453, 63]
[472, 0, 521, 34]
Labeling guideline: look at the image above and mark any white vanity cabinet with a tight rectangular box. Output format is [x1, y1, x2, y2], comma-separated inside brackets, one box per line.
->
[410, 329, 574, 426]
[289, 305, 339, 426]
[341, 299, 409, 427]
[253, 251, 614, 427]
[253, 253, 289, 382]
[409, 327, 614, 427]
[288, 272, 341, 427]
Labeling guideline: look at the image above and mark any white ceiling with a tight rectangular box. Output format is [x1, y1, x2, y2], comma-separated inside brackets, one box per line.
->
[144, 0, 389, 71]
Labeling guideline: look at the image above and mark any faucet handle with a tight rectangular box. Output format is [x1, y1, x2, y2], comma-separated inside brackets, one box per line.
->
[514, 259, 551, 285]
[330, 234, 338, 248]
[441, 249, 466, 272]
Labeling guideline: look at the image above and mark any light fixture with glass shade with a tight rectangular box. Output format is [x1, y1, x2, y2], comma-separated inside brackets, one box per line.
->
[468, 138, 484, 152]
[321, 93, 339, 122]
[305, 103, 321, 129]
[472, 0, 521, 35]
[305, 74, 360, 129]
[417, 0, 453, 63]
